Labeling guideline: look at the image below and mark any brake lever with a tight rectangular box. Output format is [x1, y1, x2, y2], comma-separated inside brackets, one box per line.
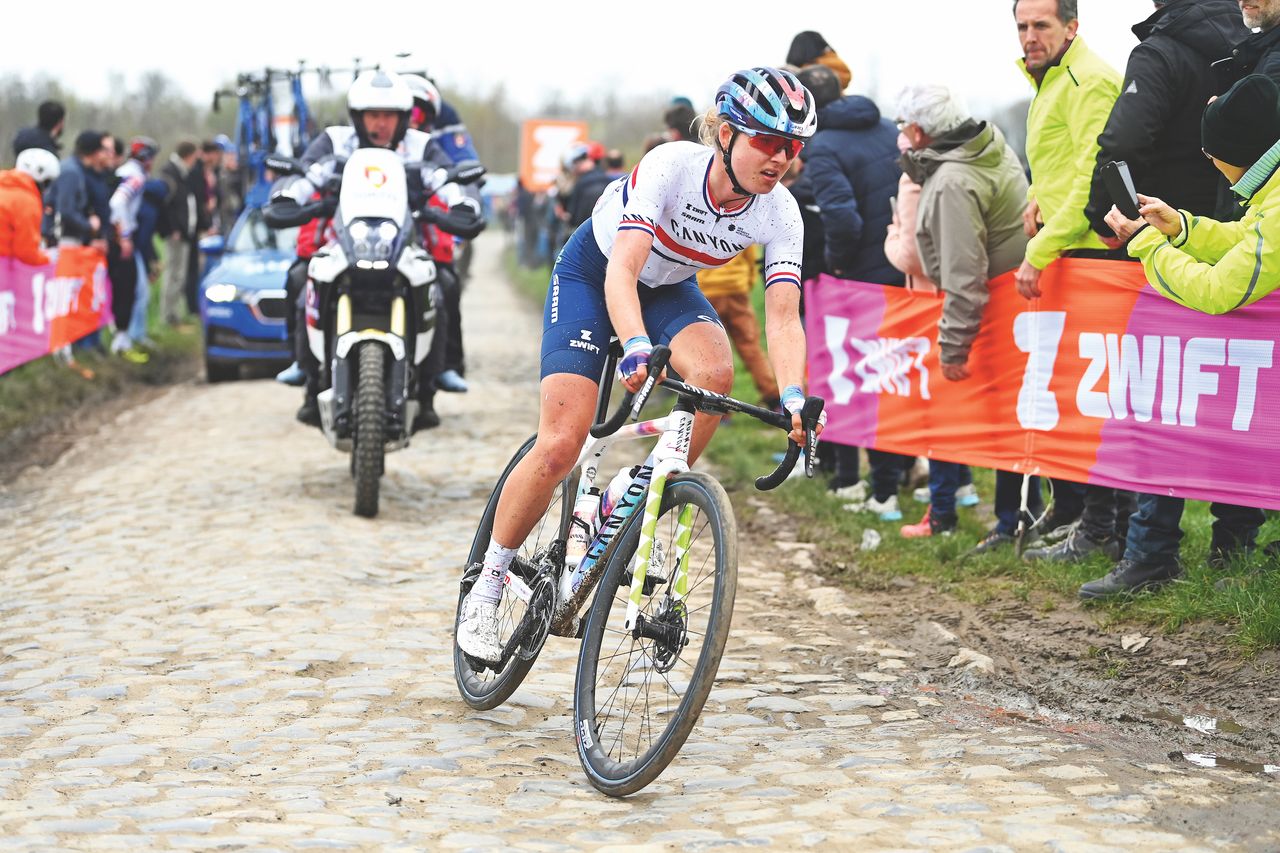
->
[800, 396, 824, 479]
[629, 345, 670, 421]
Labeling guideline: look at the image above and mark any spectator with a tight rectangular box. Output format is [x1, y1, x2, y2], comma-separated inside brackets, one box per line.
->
[160, 140, 200, 327]
[135, 176, 169, 297]
[214, 134, 243, 235]
[786, 30, 852, 90]
[1092, 74, 1280, 595]
[563, 143, 613, 230]
[697, 245, 781, 409]
[892, 84, 1037, 541]
[12, 100, 65, 158]
[797, 62, 913, 520]
[1028, 0, 1250, 567]
[663, 100, 700, 143]
[604, 149, 626, 177]
[109, 137, 159, 357]
[1214, 0, 1280, 88]
[1013, 0, 1124, 542]
[0, 148, 60, 265]
[1086, 0, 1247, 238]
[51, 130, 106, 249]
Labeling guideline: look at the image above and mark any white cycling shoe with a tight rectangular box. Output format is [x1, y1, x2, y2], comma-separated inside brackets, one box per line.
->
[457, 593, 504, 662]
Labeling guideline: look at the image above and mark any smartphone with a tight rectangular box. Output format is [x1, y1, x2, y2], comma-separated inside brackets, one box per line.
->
[1101, 160, 1141, 220]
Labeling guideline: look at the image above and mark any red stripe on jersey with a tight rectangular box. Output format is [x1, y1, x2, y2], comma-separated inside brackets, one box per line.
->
[629, 165, 639, 189]
[654, 225, 733, 267]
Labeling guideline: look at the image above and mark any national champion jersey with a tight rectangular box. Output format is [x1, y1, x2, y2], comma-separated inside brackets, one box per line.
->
[590, 141, 804, 289]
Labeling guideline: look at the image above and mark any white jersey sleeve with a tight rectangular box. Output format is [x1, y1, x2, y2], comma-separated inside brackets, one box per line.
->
[760, 192, 804, 290]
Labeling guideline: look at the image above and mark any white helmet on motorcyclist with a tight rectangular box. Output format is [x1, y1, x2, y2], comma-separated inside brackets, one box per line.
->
[402, 74, 441, 130]
[15, 148, 60, 188]
[347, 70, 414, 149]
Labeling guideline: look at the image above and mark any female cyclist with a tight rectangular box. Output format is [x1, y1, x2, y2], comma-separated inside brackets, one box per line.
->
[459, 67, 821, 661]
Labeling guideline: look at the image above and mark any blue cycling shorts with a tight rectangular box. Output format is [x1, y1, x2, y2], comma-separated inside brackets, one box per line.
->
[540, 221, 722, 381]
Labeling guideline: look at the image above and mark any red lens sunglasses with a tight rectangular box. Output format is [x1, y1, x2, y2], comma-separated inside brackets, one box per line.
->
[743, 131, 804, 159]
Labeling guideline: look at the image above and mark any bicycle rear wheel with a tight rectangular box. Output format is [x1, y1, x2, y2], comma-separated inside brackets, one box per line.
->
[573, 471, 737, 796]
[454, 435, 573, 710]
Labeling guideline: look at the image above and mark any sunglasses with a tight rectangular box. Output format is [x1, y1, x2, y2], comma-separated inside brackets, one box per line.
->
[740, 129, 804, 159]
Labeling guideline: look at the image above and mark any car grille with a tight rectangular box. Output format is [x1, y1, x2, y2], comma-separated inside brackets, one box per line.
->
[255, 295, 289, 320]
[208, 326, 289, 353]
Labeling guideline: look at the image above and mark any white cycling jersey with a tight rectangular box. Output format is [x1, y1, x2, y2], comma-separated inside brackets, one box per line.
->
[590, 141, 804, 290]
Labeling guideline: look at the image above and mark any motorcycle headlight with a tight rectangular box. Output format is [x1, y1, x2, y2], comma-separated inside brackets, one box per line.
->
[348, 219, 398, 264]
[205, 283, 239, 303]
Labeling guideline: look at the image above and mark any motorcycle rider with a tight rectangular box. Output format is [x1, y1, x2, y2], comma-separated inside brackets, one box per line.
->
[265, 70, 484, 431]
[404, 73, 474, 393]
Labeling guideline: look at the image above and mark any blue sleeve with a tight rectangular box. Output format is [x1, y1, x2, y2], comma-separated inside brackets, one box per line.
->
[53, 171, 92, 238]
[804, 145, 863, 272]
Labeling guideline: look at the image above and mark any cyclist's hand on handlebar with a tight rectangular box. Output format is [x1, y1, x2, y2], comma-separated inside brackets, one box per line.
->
[618, 335, 655, 394]
[782, 385, 826, 446]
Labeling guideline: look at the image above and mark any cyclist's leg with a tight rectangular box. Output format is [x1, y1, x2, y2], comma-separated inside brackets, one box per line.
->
[643, 279, 733, 465]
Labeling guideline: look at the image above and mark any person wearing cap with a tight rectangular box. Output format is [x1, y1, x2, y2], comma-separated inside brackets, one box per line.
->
[108, 137, 159, 357]
[51, 130, 107, 249]
[785, 30, 852, 90]
[1088, 73, 1280, 599]
[1106, 73, 1280, 313]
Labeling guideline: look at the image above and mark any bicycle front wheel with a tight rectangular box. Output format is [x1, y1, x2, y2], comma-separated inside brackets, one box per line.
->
[454, 435, 573, 710]
[573, 471, 737, 797]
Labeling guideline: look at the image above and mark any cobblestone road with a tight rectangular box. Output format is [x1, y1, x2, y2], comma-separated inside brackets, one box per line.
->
[1, 238, 1275, 851]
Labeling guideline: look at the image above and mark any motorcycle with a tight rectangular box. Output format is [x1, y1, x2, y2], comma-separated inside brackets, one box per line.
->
[264, 151, 485, 517]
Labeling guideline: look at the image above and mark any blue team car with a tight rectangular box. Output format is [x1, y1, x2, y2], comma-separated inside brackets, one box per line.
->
[199, 208, 300, 382]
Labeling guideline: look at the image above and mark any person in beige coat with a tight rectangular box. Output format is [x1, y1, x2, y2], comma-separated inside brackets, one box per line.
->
[895, 84, 1037, 544]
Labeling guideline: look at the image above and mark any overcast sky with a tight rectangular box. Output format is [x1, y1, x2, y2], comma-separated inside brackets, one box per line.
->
[4, 1, 1201, 115]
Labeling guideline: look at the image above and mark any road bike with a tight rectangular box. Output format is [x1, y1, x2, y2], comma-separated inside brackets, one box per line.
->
[453, 343, 823, 796]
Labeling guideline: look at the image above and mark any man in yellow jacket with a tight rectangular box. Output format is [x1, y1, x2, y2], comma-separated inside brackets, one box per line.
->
[1013, 0, 1122, 299]
[1013, 0, 1126, 543]
[1107, 74, 1280, 314]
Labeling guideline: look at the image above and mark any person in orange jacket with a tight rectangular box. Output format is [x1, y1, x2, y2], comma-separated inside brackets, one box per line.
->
[0, 148, 60, 265]
[696, 245, 780, 409]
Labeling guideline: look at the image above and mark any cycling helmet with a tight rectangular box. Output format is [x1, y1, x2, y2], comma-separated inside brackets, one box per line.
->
[715, 67, 817, 140]
[347, 70, 413, 148]
[129, 136, 159, 162]
[712, 67, 816, 197]
[402, 74, 441, 125]
[561, 142, 590, 169]
[15, 148, 60, 187]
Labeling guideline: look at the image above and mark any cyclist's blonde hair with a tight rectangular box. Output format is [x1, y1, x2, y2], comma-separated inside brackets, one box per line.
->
[698, 108, 723, 148]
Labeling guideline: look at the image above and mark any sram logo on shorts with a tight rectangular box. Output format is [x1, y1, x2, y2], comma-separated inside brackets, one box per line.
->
[570, 328, 601, 355]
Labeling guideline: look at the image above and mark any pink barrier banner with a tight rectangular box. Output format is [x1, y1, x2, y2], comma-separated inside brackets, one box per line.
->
[0, 247, 111, 376]
[805, 259, 1280, 510]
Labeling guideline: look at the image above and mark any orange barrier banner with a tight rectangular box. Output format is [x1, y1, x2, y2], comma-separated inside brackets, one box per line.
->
[1, 246, 110, 376]
[805, 259, 1280, 510]
[519, 119, 589, 193]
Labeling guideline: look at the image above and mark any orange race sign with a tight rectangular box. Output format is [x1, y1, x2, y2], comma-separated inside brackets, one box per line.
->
[519, 119, 589, 193]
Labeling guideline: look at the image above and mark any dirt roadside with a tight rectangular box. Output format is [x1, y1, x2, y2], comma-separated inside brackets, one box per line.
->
[739, 498, 1280, 780]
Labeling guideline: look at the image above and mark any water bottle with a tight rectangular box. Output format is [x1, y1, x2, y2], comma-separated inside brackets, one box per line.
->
[597, 466, 637, 527]
[565, 488, 601, 570]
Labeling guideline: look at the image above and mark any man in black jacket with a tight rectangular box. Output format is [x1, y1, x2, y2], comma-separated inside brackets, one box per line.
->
[1215, 0, 1280, 87]
[12, 101, 64, 158]
[1086, 0, 1247, 236]
[160, 141, 200, 326]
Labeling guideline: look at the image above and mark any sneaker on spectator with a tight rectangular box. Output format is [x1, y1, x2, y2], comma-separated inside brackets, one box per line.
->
[966, 527, 1013, 557]
[1078, 557, 1180, 600]
[912, 485, 931, 504]
[120, 347, 150, 365]
[435, 369, 469, 393]
[901, 508, 955, 538]
[1025, 515, 1077, 549]
[831, 481, 868, 502]
[109, 331, 133, 354]
[866, 494, 902, 522]
[1023, 526, 1118, 564]
[955, 483, 980, 507]
[907, 457, 930, 489]
[275, 362, 306, 386]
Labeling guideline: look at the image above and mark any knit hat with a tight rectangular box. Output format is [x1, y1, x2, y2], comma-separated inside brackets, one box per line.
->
[797, 64, 841, 110]
[1202, 74, 1280, 168]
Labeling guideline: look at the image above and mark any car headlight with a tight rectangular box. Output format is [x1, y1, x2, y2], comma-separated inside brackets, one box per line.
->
[205, 283, 239, 303]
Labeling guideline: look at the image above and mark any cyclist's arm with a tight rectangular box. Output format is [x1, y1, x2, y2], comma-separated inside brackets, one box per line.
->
[603, 229, 651, 346]
[763, 282, 805, 391]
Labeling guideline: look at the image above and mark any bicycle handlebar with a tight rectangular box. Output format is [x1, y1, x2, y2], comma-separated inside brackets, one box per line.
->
[754, 396, 824, 491]
[589, 345, 673, 439]
[588, 344, 825, 491]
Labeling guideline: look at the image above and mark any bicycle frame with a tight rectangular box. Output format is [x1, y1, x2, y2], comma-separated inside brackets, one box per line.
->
[501, 403, 696, 638]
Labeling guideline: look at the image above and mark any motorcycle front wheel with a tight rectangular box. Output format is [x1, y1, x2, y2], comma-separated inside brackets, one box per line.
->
[352, 341, 386, 518]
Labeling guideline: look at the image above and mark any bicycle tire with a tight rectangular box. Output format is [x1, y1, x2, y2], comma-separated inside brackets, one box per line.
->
[453, 435, 573, 710]
[352, 342, 385, 518]
[573, 471, 737, 797]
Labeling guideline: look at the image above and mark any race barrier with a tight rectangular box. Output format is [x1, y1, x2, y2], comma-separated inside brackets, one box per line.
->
[0, 247, 111, 377]
[805, 259, 1280, 510]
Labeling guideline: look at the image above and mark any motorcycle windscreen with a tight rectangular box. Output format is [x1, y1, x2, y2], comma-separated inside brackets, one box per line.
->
[339, 148, 409, 226]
